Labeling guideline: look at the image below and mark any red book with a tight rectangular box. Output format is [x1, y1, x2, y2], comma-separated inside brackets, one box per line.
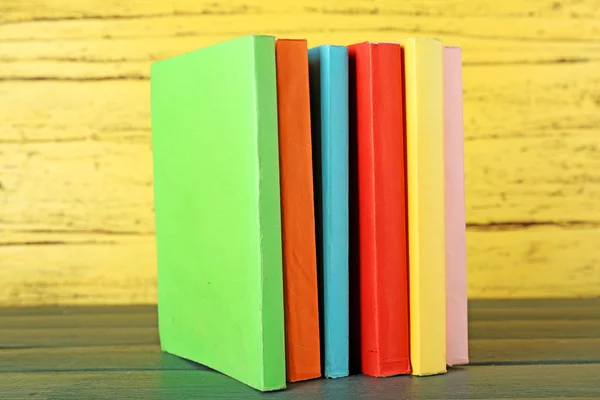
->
[348, 42, 411, 377]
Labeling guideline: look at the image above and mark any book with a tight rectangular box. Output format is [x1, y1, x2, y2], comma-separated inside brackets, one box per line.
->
[151, 35, 286, 392]
[400, 37, 447, 376]
[444, 46, 469, 367]
[347, 42, 411, 377]
[308, 45, 350, 379]
[275, 38, 322, 382]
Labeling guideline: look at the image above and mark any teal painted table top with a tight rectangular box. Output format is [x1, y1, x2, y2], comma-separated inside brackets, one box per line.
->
[1, 299, 600, 399]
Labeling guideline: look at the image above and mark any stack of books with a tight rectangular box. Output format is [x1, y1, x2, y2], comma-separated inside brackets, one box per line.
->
[151, 34, 468, 392]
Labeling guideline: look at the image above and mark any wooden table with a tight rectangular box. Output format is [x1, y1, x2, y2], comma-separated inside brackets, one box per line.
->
[1, 299, 599, 399]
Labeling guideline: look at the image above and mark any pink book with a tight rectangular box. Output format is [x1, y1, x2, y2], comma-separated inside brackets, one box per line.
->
[444, 46, 469, 366]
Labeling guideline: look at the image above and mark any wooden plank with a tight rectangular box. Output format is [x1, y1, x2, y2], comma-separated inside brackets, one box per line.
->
[0, 312, 156, 329]
[470, 307, 600, 321]
[2, 18, 600, 64]
[469, 298, 600, 309]
[466, 132, 600, 225]
[0, 82, 149, 142]
[0, 142, 154, 229]
[0, 305, 155, 317]
[0, 345, 201, 373]
[3, 228, 600, 305]
[3, 228, 600, 304]
[3, 62, 599, 143]
[1, 365, 600, 399]
[2, 0, 599, 73]
[3, 299, 598, 320]
[470, 338, 600, 364]
[470, 320, 600, 340]
[0, 327, 158, 348]
[2, 337, 598, 373]
[3, 0, 600, 22]
[2, 38, 599, 73]
[467, 228, 600, 298]
[2, 0, 600, 46]
[0, 235, 156, 306]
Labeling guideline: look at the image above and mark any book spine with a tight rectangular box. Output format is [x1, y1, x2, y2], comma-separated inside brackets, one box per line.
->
[444, 46, 469, 366]
[350, 42, 411, 377]
[401, 38, 447, 376]
[253, 35, 286, 389]
[322, 45, 350, 378]
[275, 39, 322, 382]
[309, 45, 350, 378]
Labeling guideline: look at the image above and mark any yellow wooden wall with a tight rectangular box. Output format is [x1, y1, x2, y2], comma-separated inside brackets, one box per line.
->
[1, 0, 600, 305]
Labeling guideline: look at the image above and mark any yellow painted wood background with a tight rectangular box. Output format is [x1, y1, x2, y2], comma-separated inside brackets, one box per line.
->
[1, 0, 600, 305]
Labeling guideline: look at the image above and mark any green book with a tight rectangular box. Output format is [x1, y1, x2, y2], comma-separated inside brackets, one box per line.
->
[150, 35, 286, 392]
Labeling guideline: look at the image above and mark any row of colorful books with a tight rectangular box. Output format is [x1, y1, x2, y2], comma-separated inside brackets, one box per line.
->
[151, 34, 468, 392]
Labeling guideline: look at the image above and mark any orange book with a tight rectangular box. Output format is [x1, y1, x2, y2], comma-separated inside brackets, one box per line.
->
[275, 38, 321, 382]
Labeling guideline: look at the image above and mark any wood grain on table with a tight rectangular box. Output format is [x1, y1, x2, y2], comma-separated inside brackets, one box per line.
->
[2, 0, 600, 305]
[1, 299, 600, 399]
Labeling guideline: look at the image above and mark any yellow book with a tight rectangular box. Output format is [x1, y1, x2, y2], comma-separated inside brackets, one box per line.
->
[400, 38, 447, 376]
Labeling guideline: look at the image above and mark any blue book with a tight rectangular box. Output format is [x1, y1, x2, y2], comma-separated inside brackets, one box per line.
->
[308, 45, 349, 378]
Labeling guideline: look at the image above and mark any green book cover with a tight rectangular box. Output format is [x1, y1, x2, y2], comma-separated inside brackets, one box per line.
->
[150, 35, 286, 392]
